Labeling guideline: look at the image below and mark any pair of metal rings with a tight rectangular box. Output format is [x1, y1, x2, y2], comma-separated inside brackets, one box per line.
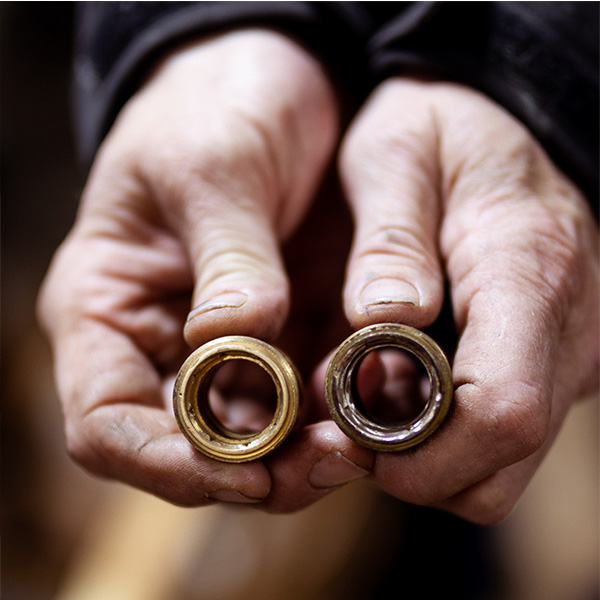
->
[173, 323, 453, 463]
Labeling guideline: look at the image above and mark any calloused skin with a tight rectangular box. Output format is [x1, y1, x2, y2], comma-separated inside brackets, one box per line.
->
[38, 29, 599, 523]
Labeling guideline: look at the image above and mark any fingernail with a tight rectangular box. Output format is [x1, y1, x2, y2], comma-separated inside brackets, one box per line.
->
[205, 489, 264, 504]
[187, 292, 249, 321]
[359, 278, 420, 308]
[308, 451, 370, 489]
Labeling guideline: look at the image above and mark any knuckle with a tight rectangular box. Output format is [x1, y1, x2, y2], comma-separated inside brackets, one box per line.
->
[64, 425, 209, 507]
[460, 482, 517, 525]
[64, 431, 85, 466]
[64, 418, 102, 475]
[375, 461, 445, 507]
[36, 240, 79, 330]
[35, 278, 53, 332]
[341, 113, 436, 186]
[404, 482, 443, 507]
[65, 408, 143, 478]
[357, 224, 438, 274]
[577, 346, 600, 398]
[486, 387, 550, 464]
[442, 106, 539, 201]
[140, 111, 280, 216]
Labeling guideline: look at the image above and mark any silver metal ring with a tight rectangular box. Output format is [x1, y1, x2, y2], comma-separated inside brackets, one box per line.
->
[325, 323, 453, 451]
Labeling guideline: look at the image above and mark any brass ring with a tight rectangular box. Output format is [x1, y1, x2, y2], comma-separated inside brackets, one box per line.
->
[325, 323, 453, 451]
[173, 336, 301, 463]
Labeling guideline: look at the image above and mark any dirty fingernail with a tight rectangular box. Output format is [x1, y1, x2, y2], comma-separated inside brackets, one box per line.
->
[359, 279, 420, 309]
[205, 489, 264, 504]
[308, 451, 370, 489]
[188, 292, 249, 321]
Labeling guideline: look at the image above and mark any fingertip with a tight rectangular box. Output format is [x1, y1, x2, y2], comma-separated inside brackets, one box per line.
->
[187, 291, 250, 319]
[144, 433, 274, 506]
[261, 421, 374, 512]
[338, 78, 445, 332]
[436, 469, 526, 525]
[359, 277, 421, 308]
[308, 450, 371, 489]
[345, 276, 441, 331]
[184, 286, 289, 347]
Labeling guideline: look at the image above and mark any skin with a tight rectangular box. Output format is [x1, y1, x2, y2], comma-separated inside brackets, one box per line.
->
[38, 29, 599, 524]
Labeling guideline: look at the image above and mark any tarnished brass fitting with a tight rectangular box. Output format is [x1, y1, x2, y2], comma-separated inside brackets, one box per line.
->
[325, 323, 453, 451]
[173, 336, 301, 463]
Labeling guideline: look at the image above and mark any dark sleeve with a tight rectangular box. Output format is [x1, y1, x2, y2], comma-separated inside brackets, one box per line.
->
[364, 1, 599, 207]
[74, 1, 598, 206]
[72, 1, 372, 165]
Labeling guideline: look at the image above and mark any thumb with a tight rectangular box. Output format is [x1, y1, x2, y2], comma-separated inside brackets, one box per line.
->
[129, 31, 341, 347]
[181, 194, 290, 347]
[339, 79, 444, 330]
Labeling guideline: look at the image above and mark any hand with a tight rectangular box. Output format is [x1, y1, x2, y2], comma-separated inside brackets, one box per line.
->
[318, 78, 598, 523]
[37, 29, 358, 506]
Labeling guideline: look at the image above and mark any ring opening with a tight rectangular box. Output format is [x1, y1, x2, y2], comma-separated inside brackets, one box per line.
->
[351, 348, 430, 426]
[198, 358, 278, 437]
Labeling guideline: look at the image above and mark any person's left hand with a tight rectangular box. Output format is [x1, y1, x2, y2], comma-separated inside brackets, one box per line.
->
[263, 79, 599, 523]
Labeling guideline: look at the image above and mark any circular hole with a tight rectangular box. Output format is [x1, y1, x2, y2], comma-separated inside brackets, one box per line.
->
[352, 348, 430, 425]
[202, 359, 278, 436]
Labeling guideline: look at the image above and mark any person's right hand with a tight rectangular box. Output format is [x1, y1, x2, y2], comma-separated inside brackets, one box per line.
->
[37, 29, 352, 506]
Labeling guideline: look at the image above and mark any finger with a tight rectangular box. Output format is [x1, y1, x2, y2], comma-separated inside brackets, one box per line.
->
[370, 235, 562, 511]
[436, 280, 598, 524]
[50, 315, 272, 505]
[261, 421, 375, 513]
[435, 377, 576, 524]
[370, 349, 428, 422]
[339, 79, 444, 330]
[127, 133, 293, 347]
[436, 442, 554, 524]
[181, 197, 291, 346]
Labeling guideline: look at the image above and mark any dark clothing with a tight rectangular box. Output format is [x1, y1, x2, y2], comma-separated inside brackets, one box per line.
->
[69, 6, 598, 597]
[74, 1, 598, 205]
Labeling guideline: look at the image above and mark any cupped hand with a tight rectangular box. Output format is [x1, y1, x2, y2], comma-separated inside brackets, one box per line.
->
[37, 29, 358, 507]
[329, 78, 599, 523]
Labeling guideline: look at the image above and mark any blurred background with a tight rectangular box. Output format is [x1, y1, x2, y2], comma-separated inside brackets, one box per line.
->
[2, 4, 598, 599]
